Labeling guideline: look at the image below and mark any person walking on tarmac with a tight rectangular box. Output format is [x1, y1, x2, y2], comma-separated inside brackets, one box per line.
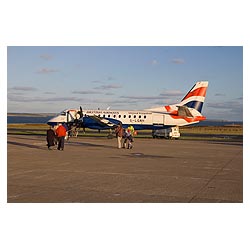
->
[128, 124, 135, 136]
[46, 126, 55, 150]
[124, 128, 133, 149]
[114, 122, 124, 149]
[56, 123, 67, 151]
[127, 124, 135, 144]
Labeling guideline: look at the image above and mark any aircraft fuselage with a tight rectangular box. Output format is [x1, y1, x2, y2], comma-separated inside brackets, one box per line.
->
[47, 108, 204, 130]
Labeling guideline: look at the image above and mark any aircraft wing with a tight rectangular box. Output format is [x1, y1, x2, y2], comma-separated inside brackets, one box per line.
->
[84, 115, 119, 128]
[149, 106, 194, 117]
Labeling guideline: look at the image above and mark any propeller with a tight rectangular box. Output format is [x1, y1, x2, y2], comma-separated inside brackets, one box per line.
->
[77, 106, 84, 118]
[66, 111, 70, 123]
[75, 106, 85, 129]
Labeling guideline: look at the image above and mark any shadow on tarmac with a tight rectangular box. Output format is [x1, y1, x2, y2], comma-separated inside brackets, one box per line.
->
[128, 153, 175, 159]
[7, 141, 46, 150]
[68, 141, 114, 148]
[205, 141, 243, 147]
[7, 140, 115, 150]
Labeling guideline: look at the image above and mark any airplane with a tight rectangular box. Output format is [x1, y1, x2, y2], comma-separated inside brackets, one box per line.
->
[47, 81, 208, 136]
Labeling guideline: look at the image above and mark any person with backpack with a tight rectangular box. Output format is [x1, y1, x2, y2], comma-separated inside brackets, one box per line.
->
[124, 128, 133, 149]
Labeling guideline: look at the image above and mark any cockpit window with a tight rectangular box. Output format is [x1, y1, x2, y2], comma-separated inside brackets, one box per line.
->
[60, 111, 67, 116]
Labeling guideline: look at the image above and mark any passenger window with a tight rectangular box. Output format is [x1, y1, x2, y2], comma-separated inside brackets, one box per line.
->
[108, 115, 110, 118]
[129, 115, 131, 118]
[119, 115, 121, 118]
[144, 115, 146, 119]
[139, 115, 141, 118]
[114, 115, 116, 118]
[124, 115, 126, 118]
[134, 115, 136, 118]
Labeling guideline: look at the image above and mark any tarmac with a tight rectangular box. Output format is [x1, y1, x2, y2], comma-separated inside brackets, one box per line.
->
[7, 134, 243, 203]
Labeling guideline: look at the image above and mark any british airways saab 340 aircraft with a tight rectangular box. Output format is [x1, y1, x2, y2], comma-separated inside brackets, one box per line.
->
[47, 81, 208, 132]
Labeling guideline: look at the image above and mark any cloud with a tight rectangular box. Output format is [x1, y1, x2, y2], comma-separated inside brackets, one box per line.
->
[7, 92, 25, 96]
[94, 84, 122, 90]
[45, 97, 83, 102]
[171, 58, 185, 64]
[92, 77, 116, 84]
[72, 90, 101, 94]
[91, 80, 103, 83]
[215, 93, 226, 96]
[91, 98, 138, 105]
[44, 91, 56, 94]
[207, 101, 243, 115]
[120, 89, 183, 101]
[8, 95, 83, 103]
[40, 54, 53, 60]
[107, 76, 115, 81]
[159, 90, 183, 97]
[120, 90, 183, 103]
[120, 95, 167, 100]
[151, 59, 158, 65]
[207, 101, 241, 109]
[8, 86, 38, 91]
[36, 68, 59, 74]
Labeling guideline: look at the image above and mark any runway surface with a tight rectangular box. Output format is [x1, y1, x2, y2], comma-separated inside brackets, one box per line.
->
[7, 135, 243, 202]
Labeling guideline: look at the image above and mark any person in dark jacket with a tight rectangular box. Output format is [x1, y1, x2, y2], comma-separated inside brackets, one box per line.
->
[46, 126, 55, 150]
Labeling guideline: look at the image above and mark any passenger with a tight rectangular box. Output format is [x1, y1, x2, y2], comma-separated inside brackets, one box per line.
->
[128, 124, 135, 139]
[122, 129, 127, 148]
[56, 123, 67, 151]
[46, 126, 55, 150]
[62, 123, 69, 140]
[127, 124, 135, 149]
[128, 124, 135, 136]
[125, 129, 133, 149]
[114, 122, 124, 149]
[67, 124, 72, 138]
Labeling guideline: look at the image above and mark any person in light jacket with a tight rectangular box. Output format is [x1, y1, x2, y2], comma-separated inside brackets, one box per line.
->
[114, 122, 124, 149]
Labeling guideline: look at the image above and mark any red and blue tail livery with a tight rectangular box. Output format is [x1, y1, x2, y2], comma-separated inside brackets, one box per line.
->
[179, 81, 208, 113]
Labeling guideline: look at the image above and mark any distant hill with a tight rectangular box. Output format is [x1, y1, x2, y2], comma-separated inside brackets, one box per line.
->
[197, 120, 243, 126]
[7, 113, 56, 117]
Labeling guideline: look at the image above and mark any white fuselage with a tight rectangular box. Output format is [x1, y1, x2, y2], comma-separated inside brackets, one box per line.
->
[47, 107, 204, 130]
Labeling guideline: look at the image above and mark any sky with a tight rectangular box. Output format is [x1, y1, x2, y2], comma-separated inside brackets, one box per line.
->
[7, 46, 243, 121]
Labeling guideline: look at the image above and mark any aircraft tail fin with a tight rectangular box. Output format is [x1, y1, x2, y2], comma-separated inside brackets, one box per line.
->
[178, 81, 208, 113]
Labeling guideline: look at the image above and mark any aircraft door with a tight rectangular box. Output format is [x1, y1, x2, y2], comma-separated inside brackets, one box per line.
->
[152, 114, 164, 125]
[67, 111, 75, 122]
